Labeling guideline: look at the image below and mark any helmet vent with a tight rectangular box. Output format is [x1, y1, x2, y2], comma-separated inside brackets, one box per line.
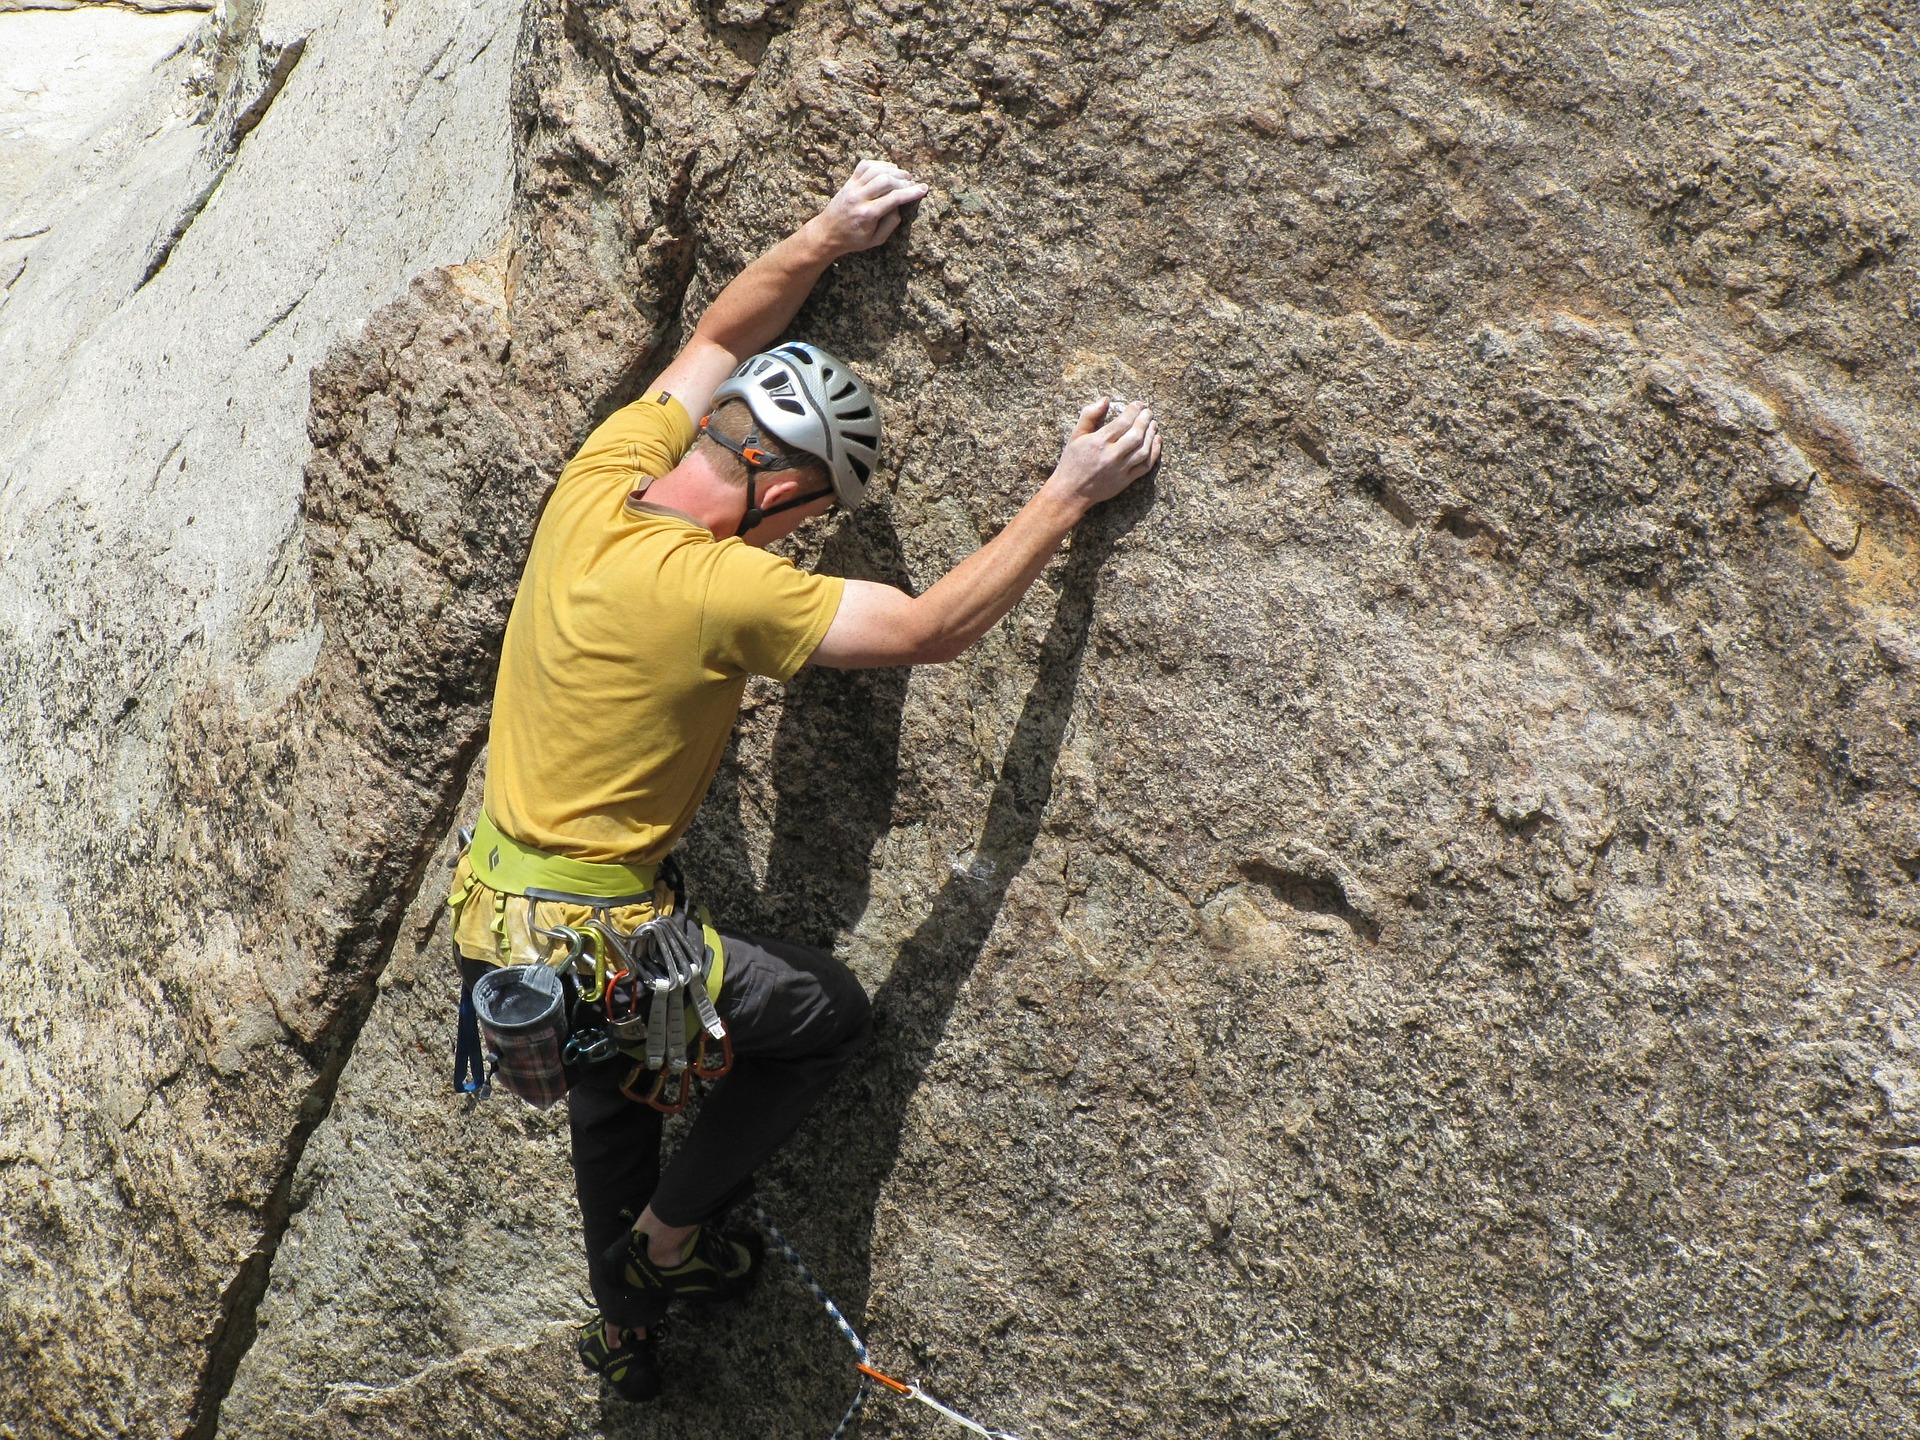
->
[714, 342, 881, 506]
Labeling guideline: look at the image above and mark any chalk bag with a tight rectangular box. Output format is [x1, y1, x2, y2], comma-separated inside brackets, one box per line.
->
[471, 963, 569, 1109]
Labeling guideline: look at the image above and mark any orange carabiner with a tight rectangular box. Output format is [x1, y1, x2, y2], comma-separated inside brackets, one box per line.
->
[621, 1061, 692, 1114]
[604, 969, 642, 1024]
[692, 1029, 734, 1080]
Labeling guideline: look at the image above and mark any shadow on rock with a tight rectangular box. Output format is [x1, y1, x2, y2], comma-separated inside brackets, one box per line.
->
[636, 481, 1149, 1439]
[763, 479, 1154, 1432]
[680, 501, 915, 943]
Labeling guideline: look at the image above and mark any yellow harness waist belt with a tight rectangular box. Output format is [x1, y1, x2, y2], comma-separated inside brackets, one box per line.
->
[470, 810, 659, 901]
[449, 813, 724, 1043]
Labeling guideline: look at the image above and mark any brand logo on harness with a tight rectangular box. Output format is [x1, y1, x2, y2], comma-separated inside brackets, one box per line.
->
[489, 846, 501, 871]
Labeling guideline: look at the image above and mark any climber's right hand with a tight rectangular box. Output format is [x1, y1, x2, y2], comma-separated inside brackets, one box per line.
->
[1042, 398, 1161, 515]
[806, 159, 929, 257]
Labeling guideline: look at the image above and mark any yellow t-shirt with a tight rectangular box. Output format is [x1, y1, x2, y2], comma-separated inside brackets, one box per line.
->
[482, 390, 845, 863]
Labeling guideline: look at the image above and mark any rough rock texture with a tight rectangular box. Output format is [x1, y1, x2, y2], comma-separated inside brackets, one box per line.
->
[8, 0, 1920, 1438]
[0, 0, 520, 1434]
[208, 1, 1920, 1437]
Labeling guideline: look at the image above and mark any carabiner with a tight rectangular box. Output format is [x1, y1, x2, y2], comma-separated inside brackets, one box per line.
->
[621, 1060, 692, 1114]
[692, 1028, 734, 1080]
[580, 916, 636, 974]
[622, 925, 675, 990]
[603, 968, 644, 1025]
[532, 921, 588, 969]
[658, 917, 727, 1041]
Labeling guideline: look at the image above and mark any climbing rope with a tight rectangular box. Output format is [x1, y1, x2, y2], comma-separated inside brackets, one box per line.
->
[744, 1197, 1024, 1440]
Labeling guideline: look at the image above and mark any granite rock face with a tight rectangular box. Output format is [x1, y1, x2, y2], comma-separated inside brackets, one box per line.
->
[217, 0, 1920, 1436]
[0, 0, 520, 1433]
[6, 1, 1920, 1438]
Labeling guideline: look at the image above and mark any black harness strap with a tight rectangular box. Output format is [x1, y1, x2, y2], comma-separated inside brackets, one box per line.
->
[699, 415, 836, 537]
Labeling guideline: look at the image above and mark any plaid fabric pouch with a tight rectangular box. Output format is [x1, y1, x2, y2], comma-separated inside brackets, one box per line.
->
[472, 964, 570, 1109]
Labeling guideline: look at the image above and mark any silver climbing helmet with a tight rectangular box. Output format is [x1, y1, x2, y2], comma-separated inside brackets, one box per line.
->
[709, 342, 881, 507]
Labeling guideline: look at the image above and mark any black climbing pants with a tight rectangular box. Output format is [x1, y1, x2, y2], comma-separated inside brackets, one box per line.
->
[562, 912, 871, 1328]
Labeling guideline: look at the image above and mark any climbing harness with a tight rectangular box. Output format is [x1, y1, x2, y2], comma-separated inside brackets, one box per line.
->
[745, 1197, 1024, 1440]
[447, 814, 730, 1112]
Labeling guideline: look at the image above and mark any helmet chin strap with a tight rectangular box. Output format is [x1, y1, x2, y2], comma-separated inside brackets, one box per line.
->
[700, 414, 836, 539]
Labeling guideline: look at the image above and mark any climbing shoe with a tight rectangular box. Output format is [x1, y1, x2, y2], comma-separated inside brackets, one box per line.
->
[601, 1222, 764, 1304]
[576, 1318, 662, 1403]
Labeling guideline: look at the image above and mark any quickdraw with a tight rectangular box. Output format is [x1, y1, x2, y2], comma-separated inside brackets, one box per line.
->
[531, 901, 732, 1114]
[621, 1056, 693, 1113]
[746, 1197, 1025, 1440]
[693, 1028, 734, 1080]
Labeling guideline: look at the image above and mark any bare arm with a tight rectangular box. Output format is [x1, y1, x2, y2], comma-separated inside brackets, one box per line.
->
[649, 161, 928, 417]
[813, 401, 1162, 668]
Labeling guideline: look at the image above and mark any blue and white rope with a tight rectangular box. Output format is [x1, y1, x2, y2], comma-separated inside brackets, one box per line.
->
[745, 1196, 871, 1440]
[745, 1196, 1025, 1440]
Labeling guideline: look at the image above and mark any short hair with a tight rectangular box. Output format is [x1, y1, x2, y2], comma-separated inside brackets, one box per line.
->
[696, 398, 829, 489]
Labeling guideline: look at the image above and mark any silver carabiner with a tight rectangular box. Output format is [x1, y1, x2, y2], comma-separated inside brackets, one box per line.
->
[664, 919, 727, 1041]
[531, 922, 589, 970]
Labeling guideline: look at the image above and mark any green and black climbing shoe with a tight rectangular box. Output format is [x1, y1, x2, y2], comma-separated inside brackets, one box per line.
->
[577, 1318, 662, 1403]
[602, 1222, 764, 1304]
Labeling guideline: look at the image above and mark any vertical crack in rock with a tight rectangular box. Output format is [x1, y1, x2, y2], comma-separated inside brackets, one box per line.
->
[178, 798, 467, 1440]
[185, 155, 697, 1413]
[153, 0, 722, 1391]
[137, 30, 308, 291]
[2, 0, 542, 1431]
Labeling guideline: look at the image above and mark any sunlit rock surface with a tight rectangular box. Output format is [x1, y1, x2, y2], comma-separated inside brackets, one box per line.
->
[4, 1, 1918, 1438]
[0, 4, 207, 223]
[0, 0, 519, 1432]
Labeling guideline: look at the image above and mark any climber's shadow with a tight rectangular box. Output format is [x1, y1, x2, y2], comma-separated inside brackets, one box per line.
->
[775, 474, 1154, 1397]
[662, 468, 1150, 1439]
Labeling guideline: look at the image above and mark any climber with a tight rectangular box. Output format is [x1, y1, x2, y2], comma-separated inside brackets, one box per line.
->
[445, 158, 1161, 1403]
